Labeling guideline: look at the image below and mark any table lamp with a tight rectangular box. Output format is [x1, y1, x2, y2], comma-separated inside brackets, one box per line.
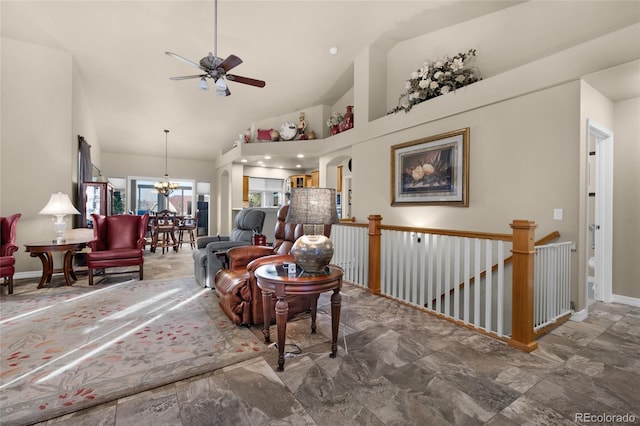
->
[38, 192, 81, 243]
[285, 188, 339, 274]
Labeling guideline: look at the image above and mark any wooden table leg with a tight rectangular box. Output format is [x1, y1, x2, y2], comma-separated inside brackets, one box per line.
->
[310, 294, 318, 334]
[261, 290, 272, 344]
[63, 250, 77, 286]
[275, 295, 289, 372]
[330, 288, 342, 358]
[31, 252, 52, 289]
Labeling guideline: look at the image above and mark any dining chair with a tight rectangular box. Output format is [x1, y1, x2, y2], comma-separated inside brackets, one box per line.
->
[178, 211, 198, 250]
[150, 210, 179, 254]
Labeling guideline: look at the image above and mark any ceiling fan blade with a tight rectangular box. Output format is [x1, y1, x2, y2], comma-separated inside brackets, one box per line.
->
[226, 74, 266, 88]
[170, 75, 207, 80]
[218, 54, 243, 72]
[165, 52, 205, 71]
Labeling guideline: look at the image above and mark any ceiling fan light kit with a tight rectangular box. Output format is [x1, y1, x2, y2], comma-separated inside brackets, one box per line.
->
[166, 0, 265, 96]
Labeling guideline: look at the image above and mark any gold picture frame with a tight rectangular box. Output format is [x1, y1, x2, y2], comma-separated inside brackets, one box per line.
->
[391, 128, 470, 206]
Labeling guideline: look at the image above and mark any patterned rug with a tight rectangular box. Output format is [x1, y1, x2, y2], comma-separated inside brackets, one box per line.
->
[0, 277, 265, 425]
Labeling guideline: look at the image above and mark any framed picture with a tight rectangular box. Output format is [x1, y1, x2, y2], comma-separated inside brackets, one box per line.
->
[391, 128, 469, 206]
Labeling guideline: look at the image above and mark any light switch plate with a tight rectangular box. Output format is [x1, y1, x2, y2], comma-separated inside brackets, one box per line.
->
[553, 208, 563, 220]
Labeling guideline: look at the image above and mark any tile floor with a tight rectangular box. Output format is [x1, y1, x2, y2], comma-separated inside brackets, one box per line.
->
[7, 247, 640, 425]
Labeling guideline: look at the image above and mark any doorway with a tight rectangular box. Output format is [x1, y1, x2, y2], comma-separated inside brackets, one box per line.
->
[586, 119, 613, 306]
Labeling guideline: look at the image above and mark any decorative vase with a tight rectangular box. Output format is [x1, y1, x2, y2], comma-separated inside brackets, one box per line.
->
[330, 125, 340, 136]
[340, 105, 354, 132]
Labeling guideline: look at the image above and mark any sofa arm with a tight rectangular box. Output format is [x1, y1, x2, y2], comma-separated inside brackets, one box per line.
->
[226, 245, 274, 269]
[196, 236, 221, 249]
[246, 254, 295, 273]
[205, 240, 251, 254]
[0, 243, 18, 257]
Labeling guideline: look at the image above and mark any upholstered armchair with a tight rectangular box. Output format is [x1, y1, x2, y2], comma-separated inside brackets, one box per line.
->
[87, 213, 149, 285]
[214, 205, 331, 326]
[0, 213, 21, 294]
[192, 208, 266, 288]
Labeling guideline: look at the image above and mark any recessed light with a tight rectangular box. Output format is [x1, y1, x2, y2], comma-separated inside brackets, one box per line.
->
[240, 159, 247, 163]
[329, 46, 338, 55]
[264, 155, 271, 159]
[278, 166, 283, 169]
[297, 154, 304, 158]
[296, 164, 301, 168]
[257, 161, 264, 165]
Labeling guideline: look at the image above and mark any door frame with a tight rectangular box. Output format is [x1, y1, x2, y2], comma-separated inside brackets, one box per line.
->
[585, 119, 613, 305]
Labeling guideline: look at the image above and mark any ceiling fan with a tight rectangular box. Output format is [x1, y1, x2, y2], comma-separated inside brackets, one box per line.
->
[166, 0, 265, 96]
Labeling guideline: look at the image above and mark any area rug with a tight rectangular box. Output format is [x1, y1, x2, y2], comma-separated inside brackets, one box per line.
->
[0, 277, 265, 425]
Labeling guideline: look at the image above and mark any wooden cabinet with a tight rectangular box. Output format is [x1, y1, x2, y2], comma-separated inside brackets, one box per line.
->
[311, 170, 319, 188]
[82, 182, 113, 228]
[290, 174, 311, 188]
[242, 176, 249, 202]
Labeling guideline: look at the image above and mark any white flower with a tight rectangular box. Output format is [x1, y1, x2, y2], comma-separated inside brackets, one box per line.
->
[389, 49, 479, 114]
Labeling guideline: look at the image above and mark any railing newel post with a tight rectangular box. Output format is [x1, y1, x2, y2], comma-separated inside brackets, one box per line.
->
[509, 219, 538, 352]
[367, 215, 382, 294]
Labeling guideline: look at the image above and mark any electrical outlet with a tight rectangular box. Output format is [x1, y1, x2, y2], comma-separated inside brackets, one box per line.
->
[553, 208, 563, 220]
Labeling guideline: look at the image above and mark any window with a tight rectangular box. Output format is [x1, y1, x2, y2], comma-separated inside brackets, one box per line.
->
[128, 177, 195, 215]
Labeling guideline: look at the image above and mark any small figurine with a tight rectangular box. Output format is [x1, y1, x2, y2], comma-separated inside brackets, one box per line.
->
[297, 112, 307, 134]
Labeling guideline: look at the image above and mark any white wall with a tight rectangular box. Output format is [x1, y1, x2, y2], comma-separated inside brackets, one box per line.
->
[353, 81, 581, 239]
[1, 38, 74, 273]
[613, 97, 640, 299]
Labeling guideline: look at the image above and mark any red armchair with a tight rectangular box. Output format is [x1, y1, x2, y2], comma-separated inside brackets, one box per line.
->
[1, 213, 21, 294]
[214, 205, 331, 326]
[87, 214, 149, 285]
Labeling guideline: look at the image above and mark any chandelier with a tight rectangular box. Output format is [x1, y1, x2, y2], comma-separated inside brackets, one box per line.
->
[154, 129, 179, 197]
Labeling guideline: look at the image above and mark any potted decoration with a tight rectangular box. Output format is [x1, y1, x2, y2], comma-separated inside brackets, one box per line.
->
[326, 112, 344, 136]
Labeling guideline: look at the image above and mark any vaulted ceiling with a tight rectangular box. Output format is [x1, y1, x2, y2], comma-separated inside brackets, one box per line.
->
[2, 1, 638, 169]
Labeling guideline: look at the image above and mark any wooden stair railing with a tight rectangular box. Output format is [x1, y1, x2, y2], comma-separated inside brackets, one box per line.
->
[430, 231, 561, 306]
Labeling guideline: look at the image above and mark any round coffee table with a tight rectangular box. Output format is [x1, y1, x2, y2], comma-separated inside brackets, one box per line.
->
[255, 263, 343, 372]
[25, 239, 89, 288]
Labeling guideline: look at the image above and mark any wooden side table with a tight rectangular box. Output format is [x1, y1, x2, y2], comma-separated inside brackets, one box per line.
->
[24, 239, 90, 288]
[255, 264, 343, 372]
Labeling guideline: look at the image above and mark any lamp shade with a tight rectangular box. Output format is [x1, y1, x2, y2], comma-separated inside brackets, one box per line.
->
[285, 188, 339, 225]
[38, 192, 81, 216]
[286, 188, 339, 274]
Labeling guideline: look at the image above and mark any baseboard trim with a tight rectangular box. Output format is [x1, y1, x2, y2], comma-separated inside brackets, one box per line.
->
[570, 308, 588, 322]
[14, 271, 43, 280]
[612, 294, 640, 307]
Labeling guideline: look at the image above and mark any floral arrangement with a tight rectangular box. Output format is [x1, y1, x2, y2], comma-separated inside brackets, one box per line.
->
[326, 111, 344, 128]
[388, 49, 481, 114]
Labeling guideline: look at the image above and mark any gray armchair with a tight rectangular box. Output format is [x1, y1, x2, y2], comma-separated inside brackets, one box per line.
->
[192, 208, 266, 288]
